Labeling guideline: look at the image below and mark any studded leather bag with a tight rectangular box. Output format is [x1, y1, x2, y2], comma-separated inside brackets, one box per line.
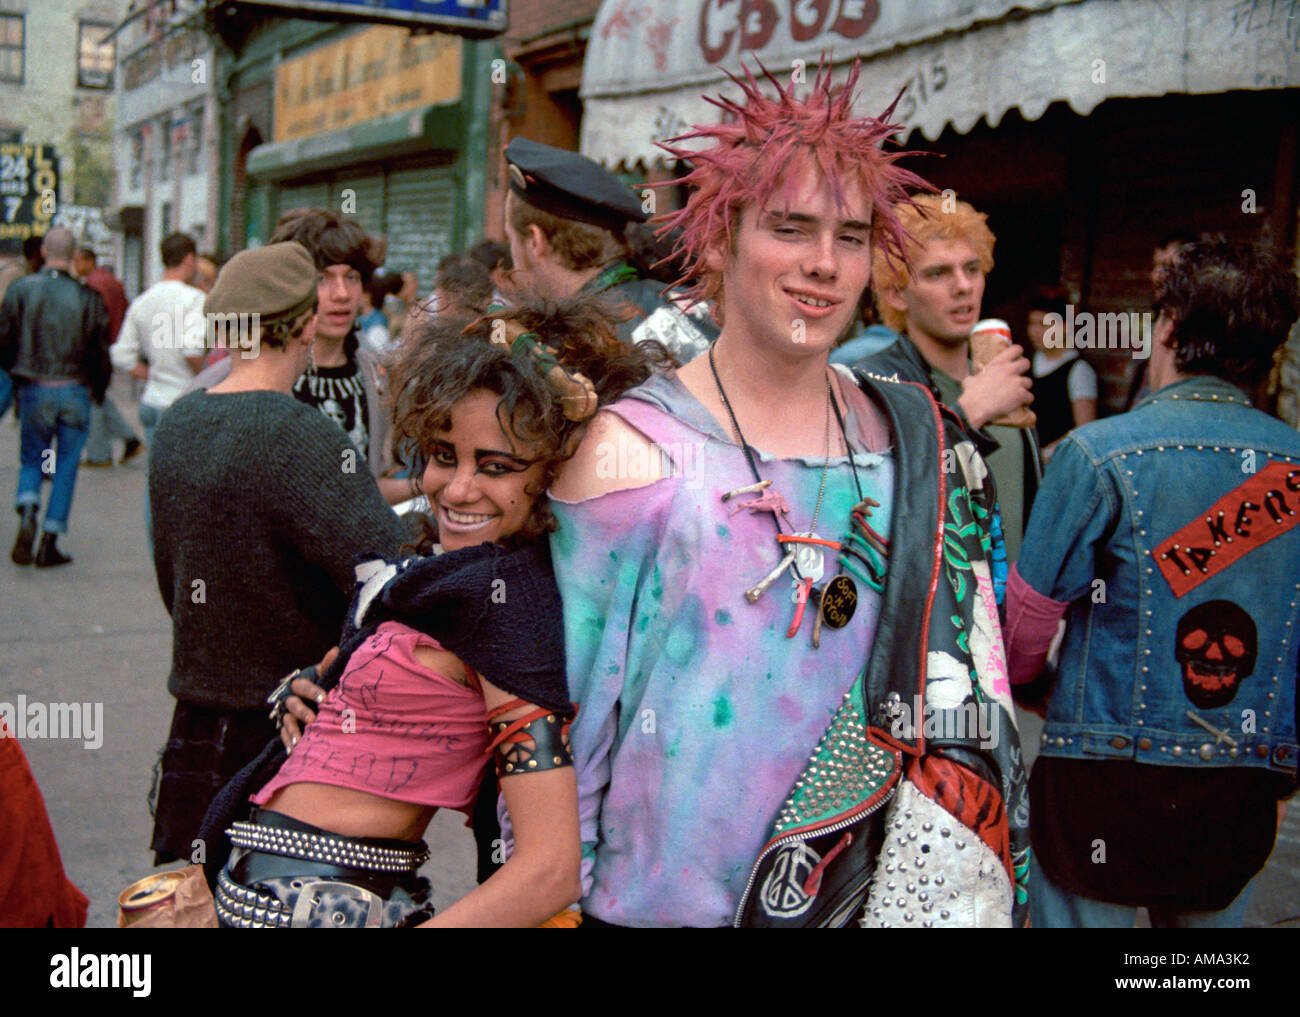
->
[735, 375, 1030, 928]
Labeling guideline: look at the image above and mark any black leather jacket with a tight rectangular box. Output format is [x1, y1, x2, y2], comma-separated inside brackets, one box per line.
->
[855, 334, 1041, 526]
[0, 267, 112, 401]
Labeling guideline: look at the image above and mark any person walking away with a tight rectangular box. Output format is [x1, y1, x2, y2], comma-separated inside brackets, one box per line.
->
[0, 227, 111, 567]
[110, 233, 206, 539]
[77, 247, 144, 467]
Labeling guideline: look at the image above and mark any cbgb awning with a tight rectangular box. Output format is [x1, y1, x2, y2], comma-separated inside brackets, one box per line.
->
[580, 0, 1300, 167]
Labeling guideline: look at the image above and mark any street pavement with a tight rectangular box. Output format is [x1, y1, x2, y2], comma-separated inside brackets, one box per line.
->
[2, 381, 1297, 928]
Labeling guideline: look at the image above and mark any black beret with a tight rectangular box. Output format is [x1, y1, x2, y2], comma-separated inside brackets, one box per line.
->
[505, 137, 647, 230]
[205, 242, 317, 322]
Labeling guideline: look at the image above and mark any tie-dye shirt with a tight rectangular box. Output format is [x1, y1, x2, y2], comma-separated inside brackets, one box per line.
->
[550, 367, 895, 927]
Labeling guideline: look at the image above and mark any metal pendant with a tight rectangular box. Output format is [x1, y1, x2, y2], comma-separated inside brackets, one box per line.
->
[820, 573, 858, 629]
[790, 531, 825, 600]
[792, 532, 825, 580]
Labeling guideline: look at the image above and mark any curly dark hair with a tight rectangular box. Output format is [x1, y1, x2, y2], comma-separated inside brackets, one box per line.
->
[1156, 239, 1300, 389]
[388, 297, 670, 551]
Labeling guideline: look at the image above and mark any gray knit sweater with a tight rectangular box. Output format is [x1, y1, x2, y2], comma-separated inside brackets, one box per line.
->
[150, 389, 405, 711]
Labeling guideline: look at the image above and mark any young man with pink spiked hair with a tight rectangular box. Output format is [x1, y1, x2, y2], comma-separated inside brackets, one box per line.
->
[545, 62, 1031, 927]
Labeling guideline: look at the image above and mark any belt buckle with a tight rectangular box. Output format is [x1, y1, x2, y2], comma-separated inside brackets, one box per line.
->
[291, 879, 383, 928]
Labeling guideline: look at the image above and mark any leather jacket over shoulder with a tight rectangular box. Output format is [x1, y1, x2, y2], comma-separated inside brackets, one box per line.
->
[0, 268, 111, 400]
[855, 334, 999, 458]
[1018, 376, 1300, 777]
[857, 334, 1042, 542]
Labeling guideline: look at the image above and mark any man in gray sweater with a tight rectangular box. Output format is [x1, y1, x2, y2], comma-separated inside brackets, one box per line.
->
[147, 242, 404, 864]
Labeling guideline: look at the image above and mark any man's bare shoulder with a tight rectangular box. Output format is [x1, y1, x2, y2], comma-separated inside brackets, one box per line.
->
[551, 407, 664, 503]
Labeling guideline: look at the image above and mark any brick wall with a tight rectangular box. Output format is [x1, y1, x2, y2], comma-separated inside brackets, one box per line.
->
[507, 0, 603, 43]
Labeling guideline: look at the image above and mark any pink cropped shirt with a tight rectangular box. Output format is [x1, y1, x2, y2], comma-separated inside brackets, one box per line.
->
[252, 621, 491, 813]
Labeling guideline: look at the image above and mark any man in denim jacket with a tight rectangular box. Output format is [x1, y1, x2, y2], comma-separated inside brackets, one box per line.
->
[1005, 240, 1300, 927]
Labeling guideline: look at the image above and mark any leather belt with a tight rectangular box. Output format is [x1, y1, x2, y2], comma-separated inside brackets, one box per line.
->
[216, 867, 386, 929]
[227, 820, 428, 873]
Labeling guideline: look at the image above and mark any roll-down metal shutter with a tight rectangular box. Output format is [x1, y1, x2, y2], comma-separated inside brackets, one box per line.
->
[383, 164, 455, 292]
[277, 180, 330, 218]
[270, 162, 457, 292]
[339, 174, 385, 239]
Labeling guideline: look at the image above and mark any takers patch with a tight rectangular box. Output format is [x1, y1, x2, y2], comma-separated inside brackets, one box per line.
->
[1154, 462, 1300, 597]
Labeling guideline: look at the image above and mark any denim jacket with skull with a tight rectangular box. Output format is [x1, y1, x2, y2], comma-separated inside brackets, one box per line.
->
[1014, 375, 1300, 777]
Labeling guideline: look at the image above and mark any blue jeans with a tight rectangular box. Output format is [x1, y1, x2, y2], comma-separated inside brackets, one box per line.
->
[84, 394, 139, 463]
[139, 402, 162, 544]
[14, 383, 92, 534]
[1030, 853, 1254, 928]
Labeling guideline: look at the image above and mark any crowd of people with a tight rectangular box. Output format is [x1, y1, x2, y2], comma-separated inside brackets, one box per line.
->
[2, 57, 1299, 930]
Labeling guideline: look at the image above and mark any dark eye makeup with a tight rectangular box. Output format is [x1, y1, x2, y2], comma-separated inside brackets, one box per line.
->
[428, 440, 535, 475]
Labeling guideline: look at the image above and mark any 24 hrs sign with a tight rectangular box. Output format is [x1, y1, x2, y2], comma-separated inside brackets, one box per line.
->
[0, 143, 59, 253]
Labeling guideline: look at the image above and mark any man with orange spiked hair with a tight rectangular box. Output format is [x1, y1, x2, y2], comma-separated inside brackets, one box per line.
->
[547, 61, 1030, 928]
[862, 193, 1041, 563]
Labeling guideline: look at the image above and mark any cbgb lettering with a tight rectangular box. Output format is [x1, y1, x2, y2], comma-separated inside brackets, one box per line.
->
[1155, 463, 1300, 597]
[697, 0, 880, 64]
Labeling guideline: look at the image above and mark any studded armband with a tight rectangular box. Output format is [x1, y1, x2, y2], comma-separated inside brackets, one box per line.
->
[485, 699, 576, 778]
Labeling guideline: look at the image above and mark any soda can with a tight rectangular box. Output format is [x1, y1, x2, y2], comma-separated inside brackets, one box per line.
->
[118, 870, 185, 925]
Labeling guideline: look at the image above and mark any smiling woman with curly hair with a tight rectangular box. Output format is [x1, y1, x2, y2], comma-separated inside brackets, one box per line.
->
[207, 296, 664, 928]
[388, 297, 671, 550]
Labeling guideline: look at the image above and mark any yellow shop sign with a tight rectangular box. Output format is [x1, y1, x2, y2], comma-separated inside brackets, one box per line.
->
[274, 26, 462, 142]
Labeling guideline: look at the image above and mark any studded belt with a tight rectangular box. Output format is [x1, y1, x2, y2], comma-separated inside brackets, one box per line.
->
[216, 867, 297, 928]
[226, 820, 429, 873]
[215, 866, 409, 928]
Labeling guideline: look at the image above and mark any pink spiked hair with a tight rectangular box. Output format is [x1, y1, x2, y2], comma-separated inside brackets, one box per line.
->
[654, 58, 933, 313]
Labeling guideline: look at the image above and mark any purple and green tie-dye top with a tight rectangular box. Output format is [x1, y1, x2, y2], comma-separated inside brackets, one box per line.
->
[550, 367, 896, 927]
